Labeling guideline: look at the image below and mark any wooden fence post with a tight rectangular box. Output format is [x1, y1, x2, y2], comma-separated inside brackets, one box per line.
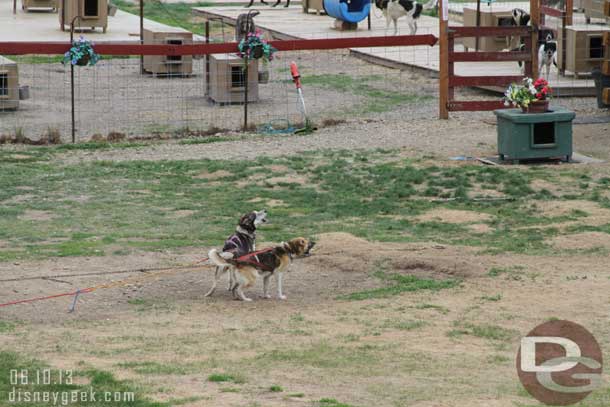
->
[439, 0, 449, 119]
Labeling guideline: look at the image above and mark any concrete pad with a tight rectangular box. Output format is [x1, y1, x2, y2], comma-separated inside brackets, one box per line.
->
[0, 0, 201, 42]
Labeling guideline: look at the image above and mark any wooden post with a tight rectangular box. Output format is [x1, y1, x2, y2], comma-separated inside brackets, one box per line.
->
[475, 0, 481, 51]
[439, 0, 449, 119]
[140, 0, 144, 74]
[530, 0, 539, 79]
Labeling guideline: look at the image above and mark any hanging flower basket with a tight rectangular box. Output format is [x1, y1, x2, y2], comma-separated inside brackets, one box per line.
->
[503, 77, 552, 113]
[237, 30, 277, 63]
[63, 36, 100, 67]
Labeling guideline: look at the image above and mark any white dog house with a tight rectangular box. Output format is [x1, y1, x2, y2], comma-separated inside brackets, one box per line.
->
[22, 0, 57, 12]
[558, 25, 610, 76]
[143, 26, 193, 76]
[208, 54, 259, 104]
[59, 0, 108, 33]
[462, 6, 515, 51]
[0, 56, 19, 111]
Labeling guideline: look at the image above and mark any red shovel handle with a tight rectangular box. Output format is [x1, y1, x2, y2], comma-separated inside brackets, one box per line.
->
[290, 61, 302, 89]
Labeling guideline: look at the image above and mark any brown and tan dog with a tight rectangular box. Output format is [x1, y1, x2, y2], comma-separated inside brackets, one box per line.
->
[208, 237, 314, 301]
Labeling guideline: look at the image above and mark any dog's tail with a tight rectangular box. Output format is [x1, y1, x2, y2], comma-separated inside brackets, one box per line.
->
[208, 249, 233, 267]
[423, 0, 436, 10]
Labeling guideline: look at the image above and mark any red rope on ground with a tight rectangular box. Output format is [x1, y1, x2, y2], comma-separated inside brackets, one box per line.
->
[0, 257, 210, 309]
[0, 287, 95, 308]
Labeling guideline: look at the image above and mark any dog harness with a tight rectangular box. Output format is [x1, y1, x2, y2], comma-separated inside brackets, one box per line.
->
[223, 229, 255, 256]
[229, 247, 277, 272]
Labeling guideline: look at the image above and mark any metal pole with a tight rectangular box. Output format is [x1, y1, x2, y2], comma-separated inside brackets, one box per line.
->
[140, 0, 144, 74]
[70, 16, 81, 143]
[205, 20, 210, 97]
[243, 59, 249, 131]
[13, 0, 16, 14]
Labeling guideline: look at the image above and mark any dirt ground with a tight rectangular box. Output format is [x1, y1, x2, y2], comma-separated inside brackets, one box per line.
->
[1, 46, 610, 407]
[1, 229, 610, 406]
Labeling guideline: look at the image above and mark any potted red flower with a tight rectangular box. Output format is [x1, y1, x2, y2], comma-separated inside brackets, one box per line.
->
[503, 77, 552, 113]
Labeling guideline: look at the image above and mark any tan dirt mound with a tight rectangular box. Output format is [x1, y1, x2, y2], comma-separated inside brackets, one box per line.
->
[311, 232, 481, 278]
[550, 232, 610, 251]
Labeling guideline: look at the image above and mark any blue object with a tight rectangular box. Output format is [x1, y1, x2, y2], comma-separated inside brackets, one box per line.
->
[323, 0, 371, 23]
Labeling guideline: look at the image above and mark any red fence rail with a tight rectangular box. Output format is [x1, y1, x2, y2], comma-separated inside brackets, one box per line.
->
[0, 35, 438, 56]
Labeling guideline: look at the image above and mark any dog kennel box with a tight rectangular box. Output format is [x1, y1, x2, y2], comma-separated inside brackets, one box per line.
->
[0, 56, 19, 111]
[557, 25, 610, 75]
[494, 107, 575, 163]
[462, 6, 515, 52]
[208, 54, 258, 104]
[22, 0, 57, 12]
[303, 0, 324, 14]
[143, 26, 193, 76]
[583, 0, 609, 19]
[59, 0, 108, 33]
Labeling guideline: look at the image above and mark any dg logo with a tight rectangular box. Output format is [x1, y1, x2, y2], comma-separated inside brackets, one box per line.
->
[516, 320, 603, 406]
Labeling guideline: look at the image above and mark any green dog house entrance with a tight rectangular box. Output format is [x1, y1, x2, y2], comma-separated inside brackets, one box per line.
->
[494, 107, 576, 164]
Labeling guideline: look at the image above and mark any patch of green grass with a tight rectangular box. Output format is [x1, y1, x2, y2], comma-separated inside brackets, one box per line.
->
[340, 271, 460, 301]
[287, 392, 305, 398]
[303, 74, 431, 113]
[448, 323, 517, 342]
[480, 294, 502, 302]
[179, 136, 234, 145]
[117, 361, 191, 375]
[383, 319, 427, 331]
[112, 0, 218, 36]
[0, 148, 605, 262]
[220, 387, 241, 393]
[51, 141, 147, 151]
[0, 351, 168, 406]
[208, 373, 245, 384]
[0, 321, 16, 333]
[269, 385, 283, 392]
[415, 303, 449, 314]
[318, 398, 356, 407]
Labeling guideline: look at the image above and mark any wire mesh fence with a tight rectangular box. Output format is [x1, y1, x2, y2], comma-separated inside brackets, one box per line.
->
[0, 34, 440, 142]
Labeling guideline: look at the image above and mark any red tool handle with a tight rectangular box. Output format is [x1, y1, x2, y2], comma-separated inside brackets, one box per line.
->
[290, 61, 302, 89]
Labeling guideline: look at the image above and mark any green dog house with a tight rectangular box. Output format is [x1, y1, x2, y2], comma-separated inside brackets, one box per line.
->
[494, 107, 576, 163]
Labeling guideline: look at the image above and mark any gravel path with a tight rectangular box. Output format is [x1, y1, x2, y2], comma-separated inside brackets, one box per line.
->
[57, 112, 501, 164]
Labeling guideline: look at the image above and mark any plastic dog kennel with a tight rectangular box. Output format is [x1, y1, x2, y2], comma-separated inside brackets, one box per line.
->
[0, 56, 19, 111]
[143, 26, 193, 76]
[59, 0, 108, 33]
[557, 25, 610, 76]
[323, 0, 371, 29]
[462, 6, 515, 51]
[22, 0, 57, 12]
[583, 0, 609, 20]
[208, 54, 258, 104]
[303, 0, 324, 15]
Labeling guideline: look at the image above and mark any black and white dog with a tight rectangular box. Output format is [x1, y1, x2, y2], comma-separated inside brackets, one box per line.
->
[509, 9, 557, 78]
[537, 34, 558, 78]
[375, 0, 425, 35]
[205, 209, 268, 297]
[245, 0, 289, 8]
